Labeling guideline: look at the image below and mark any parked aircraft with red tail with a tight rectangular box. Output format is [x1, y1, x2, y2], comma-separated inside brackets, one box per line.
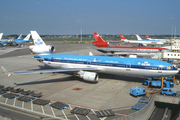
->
[92, 32, 169, 57]
[120, 34, 164, 46]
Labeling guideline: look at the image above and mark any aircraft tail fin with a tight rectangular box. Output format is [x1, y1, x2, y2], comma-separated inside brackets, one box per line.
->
[89, 52, 93, 56]
[0, 33, 3, 40]
[120, 34, 127, 40]
[152, 52, 162, 60]
[92, 32, 109, 47]
[136, 35, 142, 41]
[30, 31, 46, 46]
[23, 33, 31, 40]
[17, 34, 22, 39]
[93, 32, 105, 43]
[146, 35, 151, 39]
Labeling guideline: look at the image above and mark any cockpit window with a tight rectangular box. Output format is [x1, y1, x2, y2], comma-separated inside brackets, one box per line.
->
[167, 66, 173, 69]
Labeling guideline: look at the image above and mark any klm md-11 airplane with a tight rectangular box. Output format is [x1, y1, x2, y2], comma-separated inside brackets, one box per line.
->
[1, 31, 178, 83]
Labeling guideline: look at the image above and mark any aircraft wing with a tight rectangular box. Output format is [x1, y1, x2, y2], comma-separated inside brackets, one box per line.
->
[18, 56, 44, 60]
[1, 66, 100, 77]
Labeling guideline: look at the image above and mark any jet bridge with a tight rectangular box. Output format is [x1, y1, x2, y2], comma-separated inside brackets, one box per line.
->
[165, 45, 180, 51]
[162, 51, 180, 59]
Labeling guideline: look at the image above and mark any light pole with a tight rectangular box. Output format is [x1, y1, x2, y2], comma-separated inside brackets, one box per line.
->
[80, 27, 82, 42]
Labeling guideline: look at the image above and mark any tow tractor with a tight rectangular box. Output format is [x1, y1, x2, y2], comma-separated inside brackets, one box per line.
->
[130, 76, 177, 97]
[130, 87, 146, 97]
[142, 77, 174, 88]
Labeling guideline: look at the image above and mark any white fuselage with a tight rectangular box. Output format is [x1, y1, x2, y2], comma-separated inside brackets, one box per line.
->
[127, 40, 164, 45]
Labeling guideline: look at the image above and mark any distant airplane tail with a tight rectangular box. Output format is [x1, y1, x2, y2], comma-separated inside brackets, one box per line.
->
[92, 32, 109, 47]
[93, 32, 106, 42]
[23, 33, 31, 40]
[29, 31, 55, 54]
[17, 34, 22, 39]
[120, 34, 127, 40]
[136, 35, 142, 41]
[146, 35, 151, 39]
[30, 31, 46, 46]
[0, 33, 3, 40]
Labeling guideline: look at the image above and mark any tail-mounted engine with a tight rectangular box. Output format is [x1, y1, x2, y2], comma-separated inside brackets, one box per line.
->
[29, 45, 55, 54]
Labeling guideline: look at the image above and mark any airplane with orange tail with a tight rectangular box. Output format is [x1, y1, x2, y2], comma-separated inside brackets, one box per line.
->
[120, 34, 164, 46]
[92, 32, 109, 47]
[92, 32, 168, 57]
[146, 35, 169, 42]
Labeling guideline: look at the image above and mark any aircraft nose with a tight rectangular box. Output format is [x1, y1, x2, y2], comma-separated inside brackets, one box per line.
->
[174, 69, 179, 75]
[177, 68, 180, 73]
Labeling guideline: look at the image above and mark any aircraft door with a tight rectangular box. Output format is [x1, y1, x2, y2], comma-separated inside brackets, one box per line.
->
[48, 57, 52, 64]
[87, 61, 91, 67]
[48, 57, 52, 61]
[126, 63, 131, 71]
[158, 66, 162, 73]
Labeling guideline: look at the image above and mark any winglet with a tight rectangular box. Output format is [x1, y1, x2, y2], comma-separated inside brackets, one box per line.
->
[1, 66, 11, 77]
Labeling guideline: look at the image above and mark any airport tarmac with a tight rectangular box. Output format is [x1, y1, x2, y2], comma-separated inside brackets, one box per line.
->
[0, 41, 179, 120]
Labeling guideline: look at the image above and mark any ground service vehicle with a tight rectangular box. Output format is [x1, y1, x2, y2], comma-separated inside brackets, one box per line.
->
[160, 88, 177, 96]
[130, 87, 146, 97]
[142, 78, 174, 88]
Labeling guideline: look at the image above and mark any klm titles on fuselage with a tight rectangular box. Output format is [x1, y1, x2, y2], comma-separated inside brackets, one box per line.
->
[145, 67, 158, 70]
[105, 60, 118, 63]
[52, 57, 119, 63]
[49, 58, 157, 69]
[50, 57, 152, 67]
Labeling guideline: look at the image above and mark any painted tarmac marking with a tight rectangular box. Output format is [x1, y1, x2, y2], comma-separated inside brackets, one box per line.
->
[0, 59, 32, 72]
[0, 48, 16, 54]
[0, 65, 43, 74]
[40, 97, 128, 116]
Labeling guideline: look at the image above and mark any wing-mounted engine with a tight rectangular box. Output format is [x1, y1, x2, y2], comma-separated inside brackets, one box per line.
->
[129, 55, 137, 58]
[29, 45, 55, 54]
[77, 71, 98, 83]
[142, 44, 147, 46]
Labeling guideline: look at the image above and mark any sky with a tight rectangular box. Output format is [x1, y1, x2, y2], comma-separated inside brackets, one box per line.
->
[0, 0, 180, 35]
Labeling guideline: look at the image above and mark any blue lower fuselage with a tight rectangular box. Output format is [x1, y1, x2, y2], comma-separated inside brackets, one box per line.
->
[34, 54, 178, 78]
